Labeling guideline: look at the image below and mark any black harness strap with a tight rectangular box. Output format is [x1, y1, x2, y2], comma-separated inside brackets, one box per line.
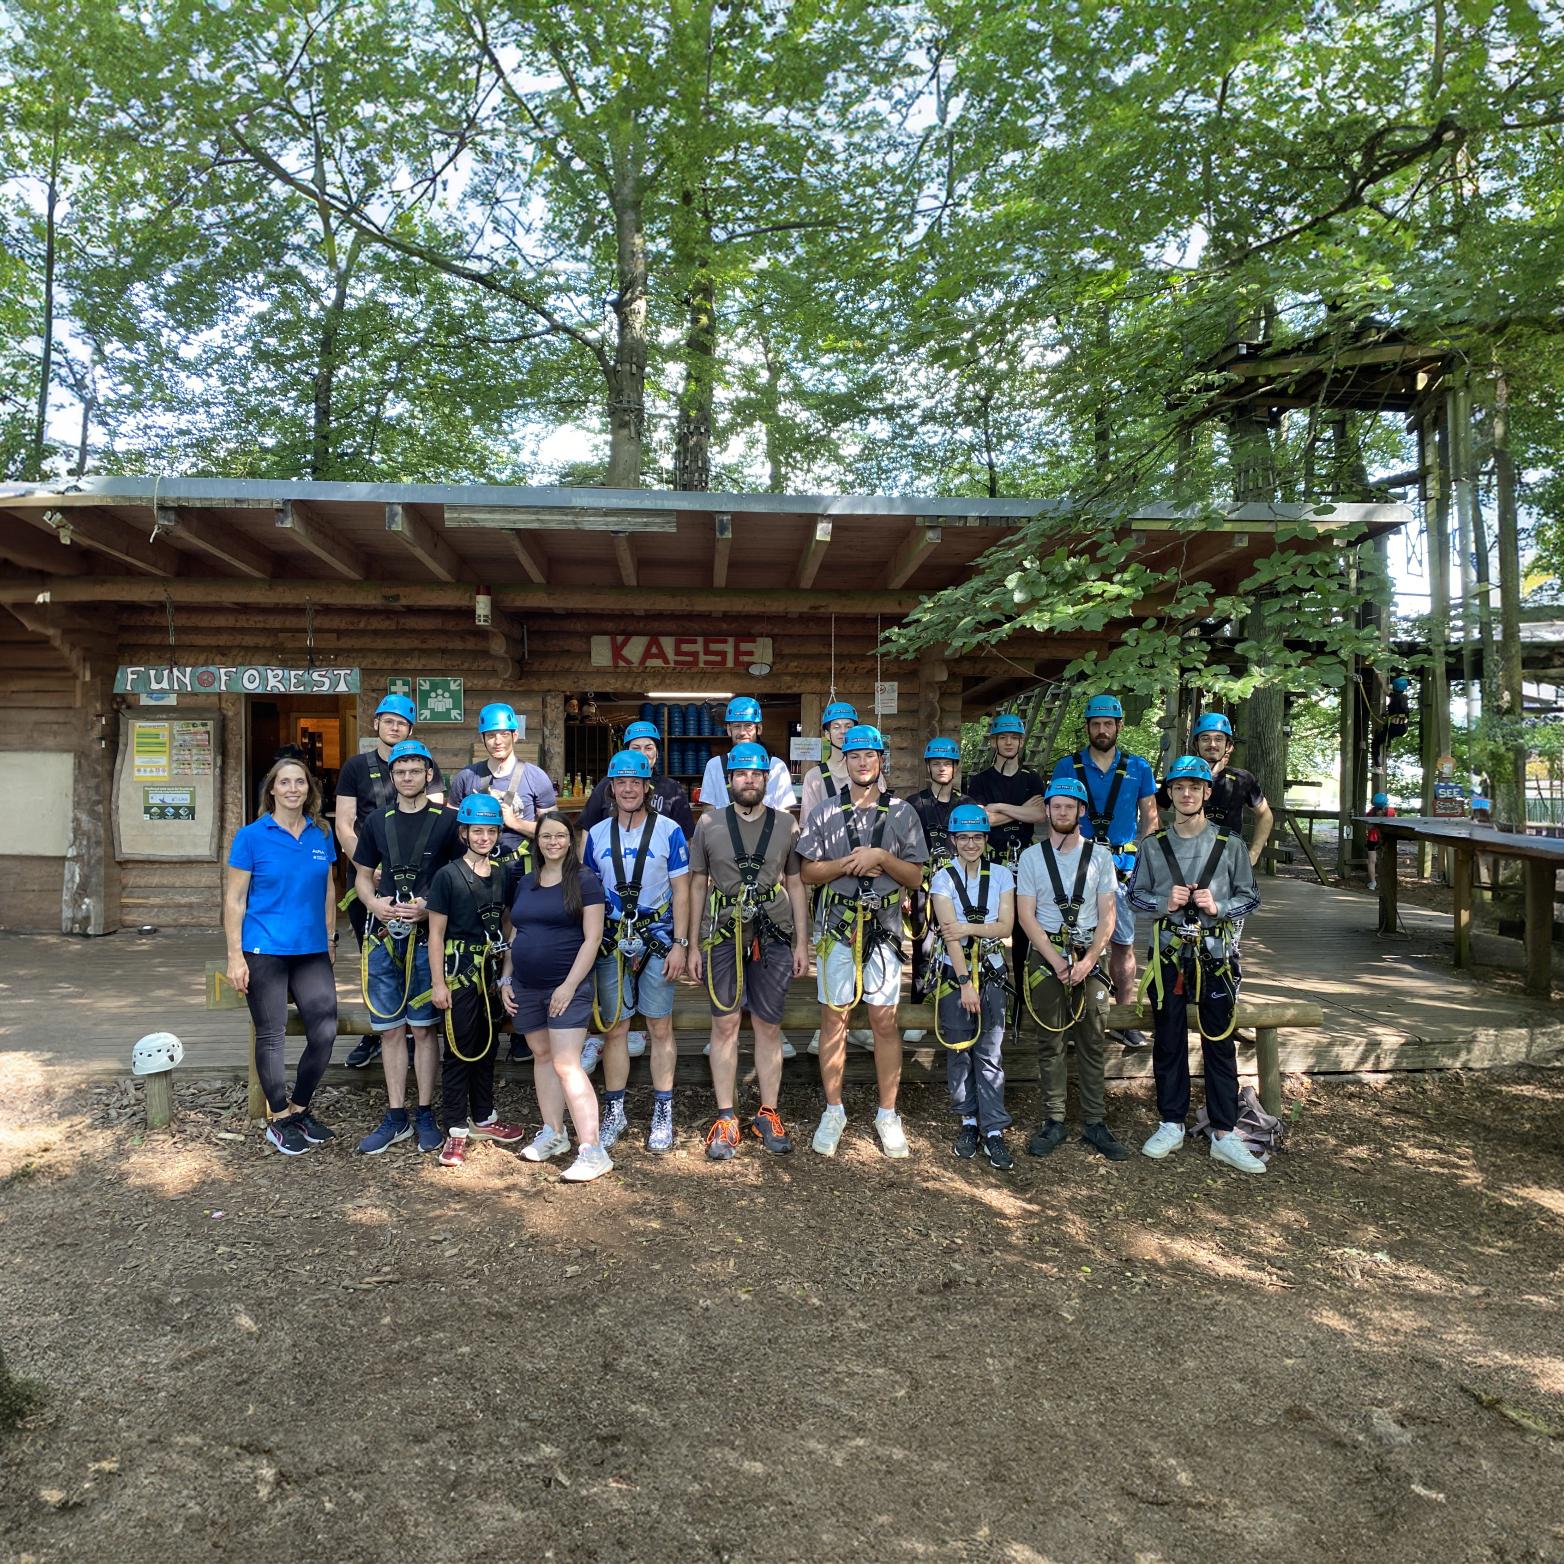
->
[1155, 827, 1231, 891]
[1040, 837, 1096, 941]
[383, 805, 439, 902]
[365, 760, 393, 814]
[723, 805, 779, 896]
[1073, 751, 1129, 844]
[451, 858, 506, 947]
[843, 799, 890, 897]
[946, 861, 991, 926]
[610, 814, 657, 917]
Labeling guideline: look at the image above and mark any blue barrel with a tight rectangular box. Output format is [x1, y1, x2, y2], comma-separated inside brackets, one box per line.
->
[654, 704, 669, 740]
[639, 701, 654, 723]
[681, 702, 698, 734]
[669, 704, 685, 736]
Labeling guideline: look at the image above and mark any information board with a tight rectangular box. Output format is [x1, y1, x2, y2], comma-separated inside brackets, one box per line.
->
[113, 711, 222, 860]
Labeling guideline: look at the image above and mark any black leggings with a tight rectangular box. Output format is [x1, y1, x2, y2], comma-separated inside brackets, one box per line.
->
[442, 975, 499, 1130]
[244, 951, 338, 1114]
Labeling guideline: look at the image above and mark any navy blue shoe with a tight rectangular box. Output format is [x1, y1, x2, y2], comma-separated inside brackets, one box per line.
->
[358, 1109, 411, 1155]
[343, 1035, 381, 1070]
[414, 1106, 443, 1154]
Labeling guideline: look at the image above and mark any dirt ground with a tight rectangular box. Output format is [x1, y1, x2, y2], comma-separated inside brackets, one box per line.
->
[2, 1061, 1562, 1564]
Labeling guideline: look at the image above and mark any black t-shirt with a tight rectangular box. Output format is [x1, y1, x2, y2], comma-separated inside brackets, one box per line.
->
[424, 857, 523, 943]
[965, 766, 1046, 856]
[906, 788, 975, 867]
[338, 749, 445, 826]
[1154, 766, 1265, 835]
[352, 802, 461, 900]
[578, 774, 695, 838]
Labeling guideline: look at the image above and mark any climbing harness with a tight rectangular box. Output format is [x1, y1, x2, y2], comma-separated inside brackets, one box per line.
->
[1135, 828, 1240, 1041]
[359, 804, 441, 1021]
[931, 859, 1011, 1051]
[338, 756, 397, 911]
[1071, 750, 1139, 879]
[1023, 837, 1108, 1034]
[815, 799, 895, 1016]
[702, 806, 786, 1015]
[592, 815, 669, 1032]
[408, 860, 508, 1062]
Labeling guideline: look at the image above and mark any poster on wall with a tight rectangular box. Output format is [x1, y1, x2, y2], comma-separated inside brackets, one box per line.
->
[113, 712, 222, 861]
[416, 677, 465, 724]
[132, 722, 171, 780]
[143, 786, 196, 822]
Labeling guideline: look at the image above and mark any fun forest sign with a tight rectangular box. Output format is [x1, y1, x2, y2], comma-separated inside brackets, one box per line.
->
[589, 635, 773, 670]
[115, 664, 360, 695]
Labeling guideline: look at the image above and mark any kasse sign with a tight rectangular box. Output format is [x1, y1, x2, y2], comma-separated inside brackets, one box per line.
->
[590, 635, 773, 670]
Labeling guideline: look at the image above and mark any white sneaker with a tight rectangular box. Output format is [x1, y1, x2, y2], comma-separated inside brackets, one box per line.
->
[902, 1029, 927, 1044]
[627, 1030, 648, 1058]
[874, 1110, 910, 1159]
[521, 1125, 571, 1162]
[848, 1028, 874, 1050]
[599, 1098, 629, 1150]
[702, 1041, 712, 1056]
[1210, 1132, 1267, 1174]
[580, 1035, 604, 1073]
[807, 1030, 821, 1055]
[780, 1036, 797, 1060]
[561, 1144, 613, 1183]
[1141, 1121, 1186, 1159]
[811, 1105, 847, 1157]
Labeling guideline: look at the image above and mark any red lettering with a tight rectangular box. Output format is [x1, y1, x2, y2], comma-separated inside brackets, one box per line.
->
[642, 637, 673, 667]
[610, 635, 636, 668]
[671, 636, 700, 667]
[734, 636, 756, 665]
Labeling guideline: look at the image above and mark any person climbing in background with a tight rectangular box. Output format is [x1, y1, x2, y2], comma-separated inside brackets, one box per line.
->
[1365, 789, 1396, 891]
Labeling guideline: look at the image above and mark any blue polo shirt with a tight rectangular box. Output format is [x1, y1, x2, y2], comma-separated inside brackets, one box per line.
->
[228, 814, 337, 955]
[1050, 748, 1157, 873]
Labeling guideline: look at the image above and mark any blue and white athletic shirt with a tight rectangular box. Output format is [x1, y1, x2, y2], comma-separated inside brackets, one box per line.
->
[582, 812, 689, 937]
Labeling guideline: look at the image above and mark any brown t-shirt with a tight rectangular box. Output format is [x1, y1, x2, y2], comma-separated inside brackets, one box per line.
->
[690, 805, 802, 940]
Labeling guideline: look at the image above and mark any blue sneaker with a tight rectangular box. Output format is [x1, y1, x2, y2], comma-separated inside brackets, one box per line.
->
[414, 1106, 442, 1154]
[358, 1109, 411, 1155]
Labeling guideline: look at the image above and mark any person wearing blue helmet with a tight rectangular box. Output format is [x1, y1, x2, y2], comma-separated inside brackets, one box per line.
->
[351, 738, 463, 1155]
[1365, 790, 1396, 891]
[800, 699, 885, 824]
[582, 749, 693, 1155]
[1370, 669, 1413, 767]
[1155, 712, 1273, 865]
[1015, 776, 1128, 1162]
[578, 719, 695, 839]
[699, 696, 796, 813]
[798, 723, 930, 1159]
[905, 736, 975, 1012]
[1050, 690, 1159, 1049]
[334, 689, 446, 1071]
[1128, 756, 1264, 1174]
[447, 701, 558, 861]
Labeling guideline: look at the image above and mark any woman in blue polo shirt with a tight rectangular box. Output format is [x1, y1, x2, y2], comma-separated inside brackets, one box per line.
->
[224, 757, 341, 1155]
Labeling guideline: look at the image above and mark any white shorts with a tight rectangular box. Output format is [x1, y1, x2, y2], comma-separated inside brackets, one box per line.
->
[817, 939, 902, 1009]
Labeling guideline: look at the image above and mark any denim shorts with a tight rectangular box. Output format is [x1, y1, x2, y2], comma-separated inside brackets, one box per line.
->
[511, 977, 595, 1034]
[1111, 885, 1135, 947]
[593, 948, 676, 1023]
[816, 937, 902, 1009]
[366, 936, 435, 1032]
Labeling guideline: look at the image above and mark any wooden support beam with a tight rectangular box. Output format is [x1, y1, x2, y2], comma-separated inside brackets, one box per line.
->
[385, 503, 463, 582]
[0, 523, 90, 574]
[444, 505, 676, 533]
[273, 500, 366, 580]
[1523, 859, 1555, 997]
[8, 604, 115, 680]
[882, 521, 942, 589]
[611, 532, 637, 588]
[1452, 846, 1474, 968]
[8, 505, 179, 576]
[712, 512, 732, 588]
[507, 532, 549, 585]
[153, 503, 273, 578]
[795, 520, 832, 589]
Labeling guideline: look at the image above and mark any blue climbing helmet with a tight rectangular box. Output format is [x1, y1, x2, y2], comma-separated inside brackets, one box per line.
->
[1044, 777, 1089, 805]
[375, 693, 416, 724]
[1164, 755, 1213, 785]
[456, 794, 503, 827]
[1390, 676, 1411, 693]
[1372, 791, 1390, 807]
[1192, 712, 1234, 740]
[841, 723, 885, 753]
[989, 713, 1025, 737]
[947, 804, 990, 835]
[924, 737, 961, 762]
[606, 750, 653, 780]
[1084, 693, 1123, 721]
[724, 696, 762, 724]
[624, 720, 660, 745]
[726, 742, 771, 774]
[478, 702, 519, 733]
[821, 700, 858, 728]
[387, 739, 433, 766]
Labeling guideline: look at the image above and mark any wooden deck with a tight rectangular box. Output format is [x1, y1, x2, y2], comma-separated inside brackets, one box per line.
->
[3, 878, 1560, 1087]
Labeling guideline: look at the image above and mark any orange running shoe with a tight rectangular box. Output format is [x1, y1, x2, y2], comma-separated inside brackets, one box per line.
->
[704, 1113, 741, 1162]
[749, 1105, 793, 1155]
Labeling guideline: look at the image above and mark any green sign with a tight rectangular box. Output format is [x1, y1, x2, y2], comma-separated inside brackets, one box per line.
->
[385, 676, 413, 698]
[417, 677, 465, 724]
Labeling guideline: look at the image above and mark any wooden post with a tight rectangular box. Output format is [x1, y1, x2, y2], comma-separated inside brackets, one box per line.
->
[64, 672, 120, 934]
[1523, 859, 1555, 996]
[145, 1071, 175, 1130]
[1377, 837, 1398, 933]
[1452, 846, 1474, 969]
[1254, 1027, 1282, 1117]
[247, 1022, 266, 1121]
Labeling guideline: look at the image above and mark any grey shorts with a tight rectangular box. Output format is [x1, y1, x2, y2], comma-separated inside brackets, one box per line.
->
[706, 936, 793, 1024]
[511, 978, 594, 1033]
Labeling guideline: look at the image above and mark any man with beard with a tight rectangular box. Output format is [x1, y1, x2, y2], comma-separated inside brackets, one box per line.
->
[1153, 713, 1272, 866]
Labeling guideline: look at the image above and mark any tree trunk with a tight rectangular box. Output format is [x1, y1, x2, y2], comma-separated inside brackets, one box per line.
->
[1492, 366, 1528, 827]
[605, 125, 648, 489]
[757, 321, 783, 492]
[673, 234, 715, 492]
[28, 125, 61, 482]
[1231, 409, 1286, 816]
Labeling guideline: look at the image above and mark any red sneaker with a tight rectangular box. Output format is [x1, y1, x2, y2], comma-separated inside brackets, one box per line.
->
[437, 1134, 470, 1167]
[467, 1118, 526, 1144]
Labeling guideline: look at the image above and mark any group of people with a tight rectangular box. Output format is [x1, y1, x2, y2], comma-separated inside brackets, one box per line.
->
[224, 688, 1275, 1182]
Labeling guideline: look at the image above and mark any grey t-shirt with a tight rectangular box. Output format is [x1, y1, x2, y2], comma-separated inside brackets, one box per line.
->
[690, 805, 802, 940]
[1017, 837, 1117, 937]
[1126, 824, 1260, 952]
[798, 794, 928, 936]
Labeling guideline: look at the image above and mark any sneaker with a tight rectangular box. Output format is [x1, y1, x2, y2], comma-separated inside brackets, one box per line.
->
[749, 1106, 793, 1155]
[701, 1041, 712, 1056]
[561, 1144, 613, 1183]
[507, 1036, 532, 1063]
[358, 1109, 412, 1155]
[265, 1116, 312, 1156]
[600, 1098, 629, 1151]
[646, 1099, 675, 1154]
[1118, 1028, 1150, 1051]
[983, 1133, 1014, 1172]
[293, 1109, 335, 1144]
[438, 1133, 470, 1167]
[811, 1105, 847, 1157]
[627, 1030, 648, 1058]
[1210, 1132, 1267, 1174]
[343, 1035, 381, 1070]
[468, 1117, 527, 1145]
[580, 1035, 604, 1073]
[874, 1110, 910, 1159]
[1081, 1121, 1130, 1161]
[705, 1114, 740, 1161]
[521, 1126, 571, 1162]
[414, 1107, 443, 1154]
[779, 1036, 797, 1061]
[807, 1030, 821, 1055]
[902, 1029, 927, 1044]
[848, 1028, 875, 1050]
[1141, 1121, 1186, 1160]
[953, 1123, 980, 1160]
[1026, 1119, 1068, 1158]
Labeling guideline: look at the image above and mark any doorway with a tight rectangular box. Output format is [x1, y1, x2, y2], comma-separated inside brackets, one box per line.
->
[246, 695, 357, 822]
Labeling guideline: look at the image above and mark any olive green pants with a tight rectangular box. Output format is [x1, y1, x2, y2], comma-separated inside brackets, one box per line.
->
[1023, 949, 1109, 1126]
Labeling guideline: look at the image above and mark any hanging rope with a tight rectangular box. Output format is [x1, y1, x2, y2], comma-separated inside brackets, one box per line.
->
[305, 597, 317, 669]
[829, 615, 837, 703]
[164, 591, 176, 676]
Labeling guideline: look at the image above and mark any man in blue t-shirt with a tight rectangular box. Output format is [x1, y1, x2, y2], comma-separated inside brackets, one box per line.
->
[582, 751, 692, 1156]
[1050, 693, 1159, 1048]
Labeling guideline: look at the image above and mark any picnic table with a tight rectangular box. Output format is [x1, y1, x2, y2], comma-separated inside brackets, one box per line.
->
[1364, 816, 1562, 996]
